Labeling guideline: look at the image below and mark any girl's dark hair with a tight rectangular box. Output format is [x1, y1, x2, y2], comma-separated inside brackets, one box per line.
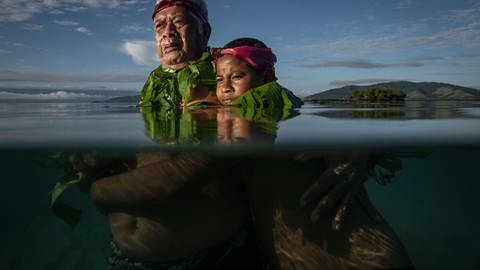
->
[223, 37, 268, 49]
[222, 37, 277, 82]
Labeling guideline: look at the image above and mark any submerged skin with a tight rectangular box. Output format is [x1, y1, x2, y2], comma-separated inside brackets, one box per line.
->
[89, 107, 412, 268]
[90, 152, 249, 262]
[244, 156, 412, 270]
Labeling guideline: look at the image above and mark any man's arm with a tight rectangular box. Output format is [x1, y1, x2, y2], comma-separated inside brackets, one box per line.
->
[90, 153, 232, 211]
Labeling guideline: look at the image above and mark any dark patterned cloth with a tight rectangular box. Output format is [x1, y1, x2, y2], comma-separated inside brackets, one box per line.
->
[107, 224, 266, 270]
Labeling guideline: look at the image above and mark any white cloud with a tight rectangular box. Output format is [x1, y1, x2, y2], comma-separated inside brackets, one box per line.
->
[75, 27, 92, 35]
[64, 6, 88, 12]
[0, 49, 12, 54]
[0, 0, 140, 22]
[119, 24, 151, 33]
[54, 20, 80, 26]
[0, 90, 105, 100]
[282, 13, 480, 58]
[414, 23, 480, 48]
[42, 0, 62, 9]
[445, 7, 480, 23]
[0, 0, 44, 22]
[84, 0, 139, 9]
[300, 60, 423, 69]
[85, 0, 120, 8]
[23, 24, 44, 31]
[54, 20, 92, 35]
[49, 9, 65, 15]
[121, 40, 158, 66]
[0, 69, 146, 83]
[394, 0, 412, 10]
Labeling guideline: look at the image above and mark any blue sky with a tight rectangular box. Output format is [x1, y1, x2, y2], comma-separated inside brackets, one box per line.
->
[0, 0, 479, 97]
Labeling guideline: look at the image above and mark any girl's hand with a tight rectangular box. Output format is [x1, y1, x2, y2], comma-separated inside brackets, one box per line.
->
[299, 153, 381, 231]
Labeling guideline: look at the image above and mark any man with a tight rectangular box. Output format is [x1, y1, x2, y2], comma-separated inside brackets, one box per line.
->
[140, 0, 218, 107]
[92, 1, 263, 269]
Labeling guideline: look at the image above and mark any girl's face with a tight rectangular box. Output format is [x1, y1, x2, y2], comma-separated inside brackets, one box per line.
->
[215, 55, 264, 105]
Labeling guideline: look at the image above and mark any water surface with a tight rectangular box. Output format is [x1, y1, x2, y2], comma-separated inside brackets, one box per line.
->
[1, 99, 479, 270]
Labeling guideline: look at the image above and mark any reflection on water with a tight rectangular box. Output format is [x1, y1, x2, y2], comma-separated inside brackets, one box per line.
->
[1, 100, 480, 149]
[1, 100, 480, 269]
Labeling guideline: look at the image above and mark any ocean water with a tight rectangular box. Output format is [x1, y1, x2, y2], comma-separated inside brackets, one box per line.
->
[0, 97, 479, 270]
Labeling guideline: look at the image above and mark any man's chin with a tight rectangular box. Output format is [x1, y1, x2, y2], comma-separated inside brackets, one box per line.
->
[161, 52, 185, 64]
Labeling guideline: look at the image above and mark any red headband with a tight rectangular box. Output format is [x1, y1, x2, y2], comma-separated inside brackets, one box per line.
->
[152, 0, 208, 24]
[212, 46, 277, 70]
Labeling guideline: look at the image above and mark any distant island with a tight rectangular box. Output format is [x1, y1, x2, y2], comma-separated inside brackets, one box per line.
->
[348, 88, 406, 102]
[304, 81, 480, 101]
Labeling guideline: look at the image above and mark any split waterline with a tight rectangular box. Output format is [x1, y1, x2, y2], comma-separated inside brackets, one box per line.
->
[1, 99, 479, 269]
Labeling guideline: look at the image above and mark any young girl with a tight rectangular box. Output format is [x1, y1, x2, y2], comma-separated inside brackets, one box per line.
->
[212, 38, 303, 111]
[213, 38, 414, 270]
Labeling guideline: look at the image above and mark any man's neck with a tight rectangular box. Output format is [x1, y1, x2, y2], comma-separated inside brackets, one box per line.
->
[163, 62, 188, 71]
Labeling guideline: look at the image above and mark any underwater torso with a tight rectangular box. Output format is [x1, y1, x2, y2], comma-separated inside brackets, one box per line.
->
[92, 153, 249, 262]
[244, 155, 413, 270]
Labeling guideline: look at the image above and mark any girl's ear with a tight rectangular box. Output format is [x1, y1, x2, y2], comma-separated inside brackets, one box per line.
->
[263, 68, 277, 83]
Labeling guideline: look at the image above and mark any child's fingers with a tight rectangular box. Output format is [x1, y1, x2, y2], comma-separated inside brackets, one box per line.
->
[299, 165, 338, 207]
[331, 176, 364, 231]
[310, 166, 357, 223]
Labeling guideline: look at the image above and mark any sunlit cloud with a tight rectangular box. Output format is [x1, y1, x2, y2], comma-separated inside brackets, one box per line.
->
[84, 0, 139, 9]
[119, 24, 151, 33]
[445, 6, 480, 23]
[53, 20, 92, 35]
[23, 24, 44, 31]
[414, 23, 480, 48]
[0, 69, 146, 83]
[42, 0, 61, 9]
[0, 91, 106, 100]
[282, 7, 480, 58]
[394, 0, 412, 9]
[0, 0, 140, 22]
[121, 40, 158, 66]
[49, 10, 65, 15]
[0, 1, 44, 22]
[54, 20, 80, 26]
[75, 27, 92, 35]
[64, 6, 88, 12]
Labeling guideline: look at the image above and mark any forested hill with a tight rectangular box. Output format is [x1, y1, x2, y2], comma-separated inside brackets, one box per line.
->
[304, 81, 480, 101]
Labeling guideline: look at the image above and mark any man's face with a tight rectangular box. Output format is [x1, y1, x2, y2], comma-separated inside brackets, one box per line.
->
[153, 6, 206, 69]
[215, 55, 265, 105]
